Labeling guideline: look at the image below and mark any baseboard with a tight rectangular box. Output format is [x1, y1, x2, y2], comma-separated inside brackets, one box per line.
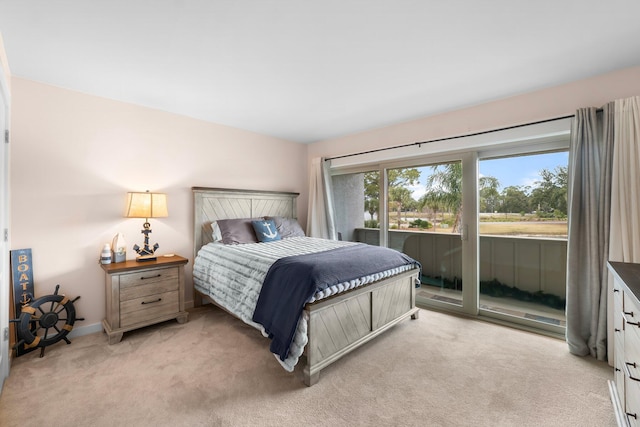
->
[67, 322, 103, 339]
[66, 304, 207, 340]
[66, 301, 205, 339]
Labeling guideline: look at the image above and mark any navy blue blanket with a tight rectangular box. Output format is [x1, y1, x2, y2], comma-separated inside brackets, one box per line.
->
[252, 243, 420, 361]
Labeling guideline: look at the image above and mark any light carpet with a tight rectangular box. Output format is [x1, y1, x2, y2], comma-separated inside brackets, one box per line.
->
[0, 306, 615, 427]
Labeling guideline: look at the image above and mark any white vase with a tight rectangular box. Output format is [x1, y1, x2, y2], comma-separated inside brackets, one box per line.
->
[111, 233, 127, 263]
[100, 243, 112, 265]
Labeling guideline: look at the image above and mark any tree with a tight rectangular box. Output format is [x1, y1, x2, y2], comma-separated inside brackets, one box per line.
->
[364, 168, 420, 226]
[420, 163, 499, 232]
[500, 185, 530, 214]
[422, 163, 463, 232]
[418, 194, 439, 216]
[364, 197, 379, 221]
[479, 176, 500, 213]
[529, 166, 568, 217]
[389, 186, 414, 227]
[364, 172, 380, 220]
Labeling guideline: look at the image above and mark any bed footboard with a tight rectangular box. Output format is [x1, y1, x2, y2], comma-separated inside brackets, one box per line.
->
[303, 267, 420, 386]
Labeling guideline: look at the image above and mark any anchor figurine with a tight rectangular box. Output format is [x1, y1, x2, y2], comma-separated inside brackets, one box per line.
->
[133, 220, 160, 261]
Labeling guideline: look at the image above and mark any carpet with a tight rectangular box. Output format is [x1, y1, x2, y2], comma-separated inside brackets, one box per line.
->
[0, 306, 615, 427]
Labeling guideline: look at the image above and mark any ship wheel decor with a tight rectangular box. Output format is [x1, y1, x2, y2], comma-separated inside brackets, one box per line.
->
[10, 284, 84, 358]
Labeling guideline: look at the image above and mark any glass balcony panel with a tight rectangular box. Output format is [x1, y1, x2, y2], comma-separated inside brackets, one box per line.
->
[477, 153, 568, 327]
[386, 163, 464, 308]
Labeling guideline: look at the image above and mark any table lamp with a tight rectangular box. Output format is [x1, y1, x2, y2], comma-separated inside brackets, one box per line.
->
[125, 190, 168, 261]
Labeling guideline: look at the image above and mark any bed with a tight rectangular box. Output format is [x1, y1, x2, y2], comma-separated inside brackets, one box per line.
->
[192, 187, 421, 386]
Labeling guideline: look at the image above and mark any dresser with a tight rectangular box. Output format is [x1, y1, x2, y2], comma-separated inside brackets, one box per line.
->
[608, 261, 640, 427]
[101, 255, 189, 344]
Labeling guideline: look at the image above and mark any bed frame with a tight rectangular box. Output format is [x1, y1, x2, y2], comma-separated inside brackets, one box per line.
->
[192, 187, 420, 386]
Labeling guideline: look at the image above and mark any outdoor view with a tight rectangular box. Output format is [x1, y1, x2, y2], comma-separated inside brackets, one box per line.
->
[364, 154, 568, 238]
[336, 151, 569, 328]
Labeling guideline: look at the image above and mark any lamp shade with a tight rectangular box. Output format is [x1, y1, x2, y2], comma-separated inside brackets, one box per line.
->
[125, 191, 169, 219]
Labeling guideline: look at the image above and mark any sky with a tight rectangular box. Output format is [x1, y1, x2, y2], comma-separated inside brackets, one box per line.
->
[408, 151, 569, 200]
[479, 151, 568, 189]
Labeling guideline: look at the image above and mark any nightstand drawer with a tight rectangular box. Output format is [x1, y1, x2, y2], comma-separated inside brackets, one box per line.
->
[119, 266, 179, 301]
[120, 290, 180, 328]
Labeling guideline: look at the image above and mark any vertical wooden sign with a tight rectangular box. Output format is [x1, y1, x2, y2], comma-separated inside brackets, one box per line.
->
[10, 248, 37, 356]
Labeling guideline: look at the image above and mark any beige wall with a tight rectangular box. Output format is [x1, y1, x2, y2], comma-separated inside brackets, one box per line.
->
[308, 66, 640, 161]
[9, 65, 640, 335]
[9, 78, 308, 331]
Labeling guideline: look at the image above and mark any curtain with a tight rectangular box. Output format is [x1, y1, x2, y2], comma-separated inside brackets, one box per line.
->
[306, 157, 337, 240]
[566, 95, 640, 361]
[604, 96, 640, 364]
[609, 96, 640, 262]
[565, 103, 614, 360]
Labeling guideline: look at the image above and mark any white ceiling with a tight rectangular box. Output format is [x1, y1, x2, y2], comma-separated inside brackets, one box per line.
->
[1, 1, 640, 144]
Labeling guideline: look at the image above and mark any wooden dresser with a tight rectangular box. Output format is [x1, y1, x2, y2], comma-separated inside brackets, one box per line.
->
[608, 261, 640, 427]
[101, 255, 189, 344]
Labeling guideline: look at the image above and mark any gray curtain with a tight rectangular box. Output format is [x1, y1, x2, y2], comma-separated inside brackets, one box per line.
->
[565, 104, 614, 360]
[306, 157, 337, 240]
[609, 96, 640, 262]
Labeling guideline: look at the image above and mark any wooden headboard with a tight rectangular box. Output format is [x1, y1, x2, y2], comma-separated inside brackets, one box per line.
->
[192, 187, 299, 257]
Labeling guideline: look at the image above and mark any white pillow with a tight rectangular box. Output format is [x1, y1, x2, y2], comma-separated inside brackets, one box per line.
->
[211, 221, 222, 242]
[202, 221, 223, 244]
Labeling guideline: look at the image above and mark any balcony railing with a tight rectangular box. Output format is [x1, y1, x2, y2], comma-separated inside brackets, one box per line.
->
[354, 228, 567, 299]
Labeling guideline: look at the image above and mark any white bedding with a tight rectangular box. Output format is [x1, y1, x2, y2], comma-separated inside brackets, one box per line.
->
[192, 236, 414, 371]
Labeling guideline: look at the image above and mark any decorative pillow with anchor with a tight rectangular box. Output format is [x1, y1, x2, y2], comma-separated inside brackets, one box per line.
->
[252, 219, 281, 243]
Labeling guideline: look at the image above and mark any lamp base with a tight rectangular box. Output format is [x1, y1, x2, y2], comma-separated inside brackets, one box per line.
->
[136, 255, 157, 262]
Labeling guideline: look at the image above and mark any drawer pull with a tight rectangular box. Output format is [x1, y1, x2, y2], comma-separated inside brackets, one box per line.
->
[626, 362, 640, 382]
[627, 413, 637, 420]
[140, 274, 162, 280]
[614, 289, 620, 293]
[624, 310, 635, 317]
[141, 298, 162, 305]
[628, 320, 640, 327]
[615, 328, 621, 332]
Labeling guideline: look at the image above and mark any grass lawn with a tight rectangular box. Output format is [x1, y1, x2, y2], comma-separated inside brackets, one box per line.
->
[479, 221, 567, 237]
[388, 212, 568, 238]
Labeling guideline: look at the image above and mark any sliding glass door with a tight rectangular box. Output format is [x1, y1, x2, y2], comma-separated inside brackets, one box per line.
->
[329, 122, 569, 335]
[477, 151, 568, 332]
[385, 161, 465, 308]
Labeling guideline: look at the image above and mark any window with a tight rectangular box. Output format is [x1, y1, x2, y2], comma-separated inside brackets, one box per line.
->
[478, 152, 568, 328]
[330, 119, 571, 336]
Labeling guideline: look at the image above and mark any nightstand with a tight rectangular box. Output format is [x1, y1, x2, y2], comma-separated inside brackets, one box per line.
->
[101, 255, 189, 344]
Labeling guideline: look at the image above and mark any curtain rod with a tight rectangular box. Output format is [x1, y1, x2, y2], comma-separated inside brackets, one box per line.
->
[325, 113, 577, 162]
